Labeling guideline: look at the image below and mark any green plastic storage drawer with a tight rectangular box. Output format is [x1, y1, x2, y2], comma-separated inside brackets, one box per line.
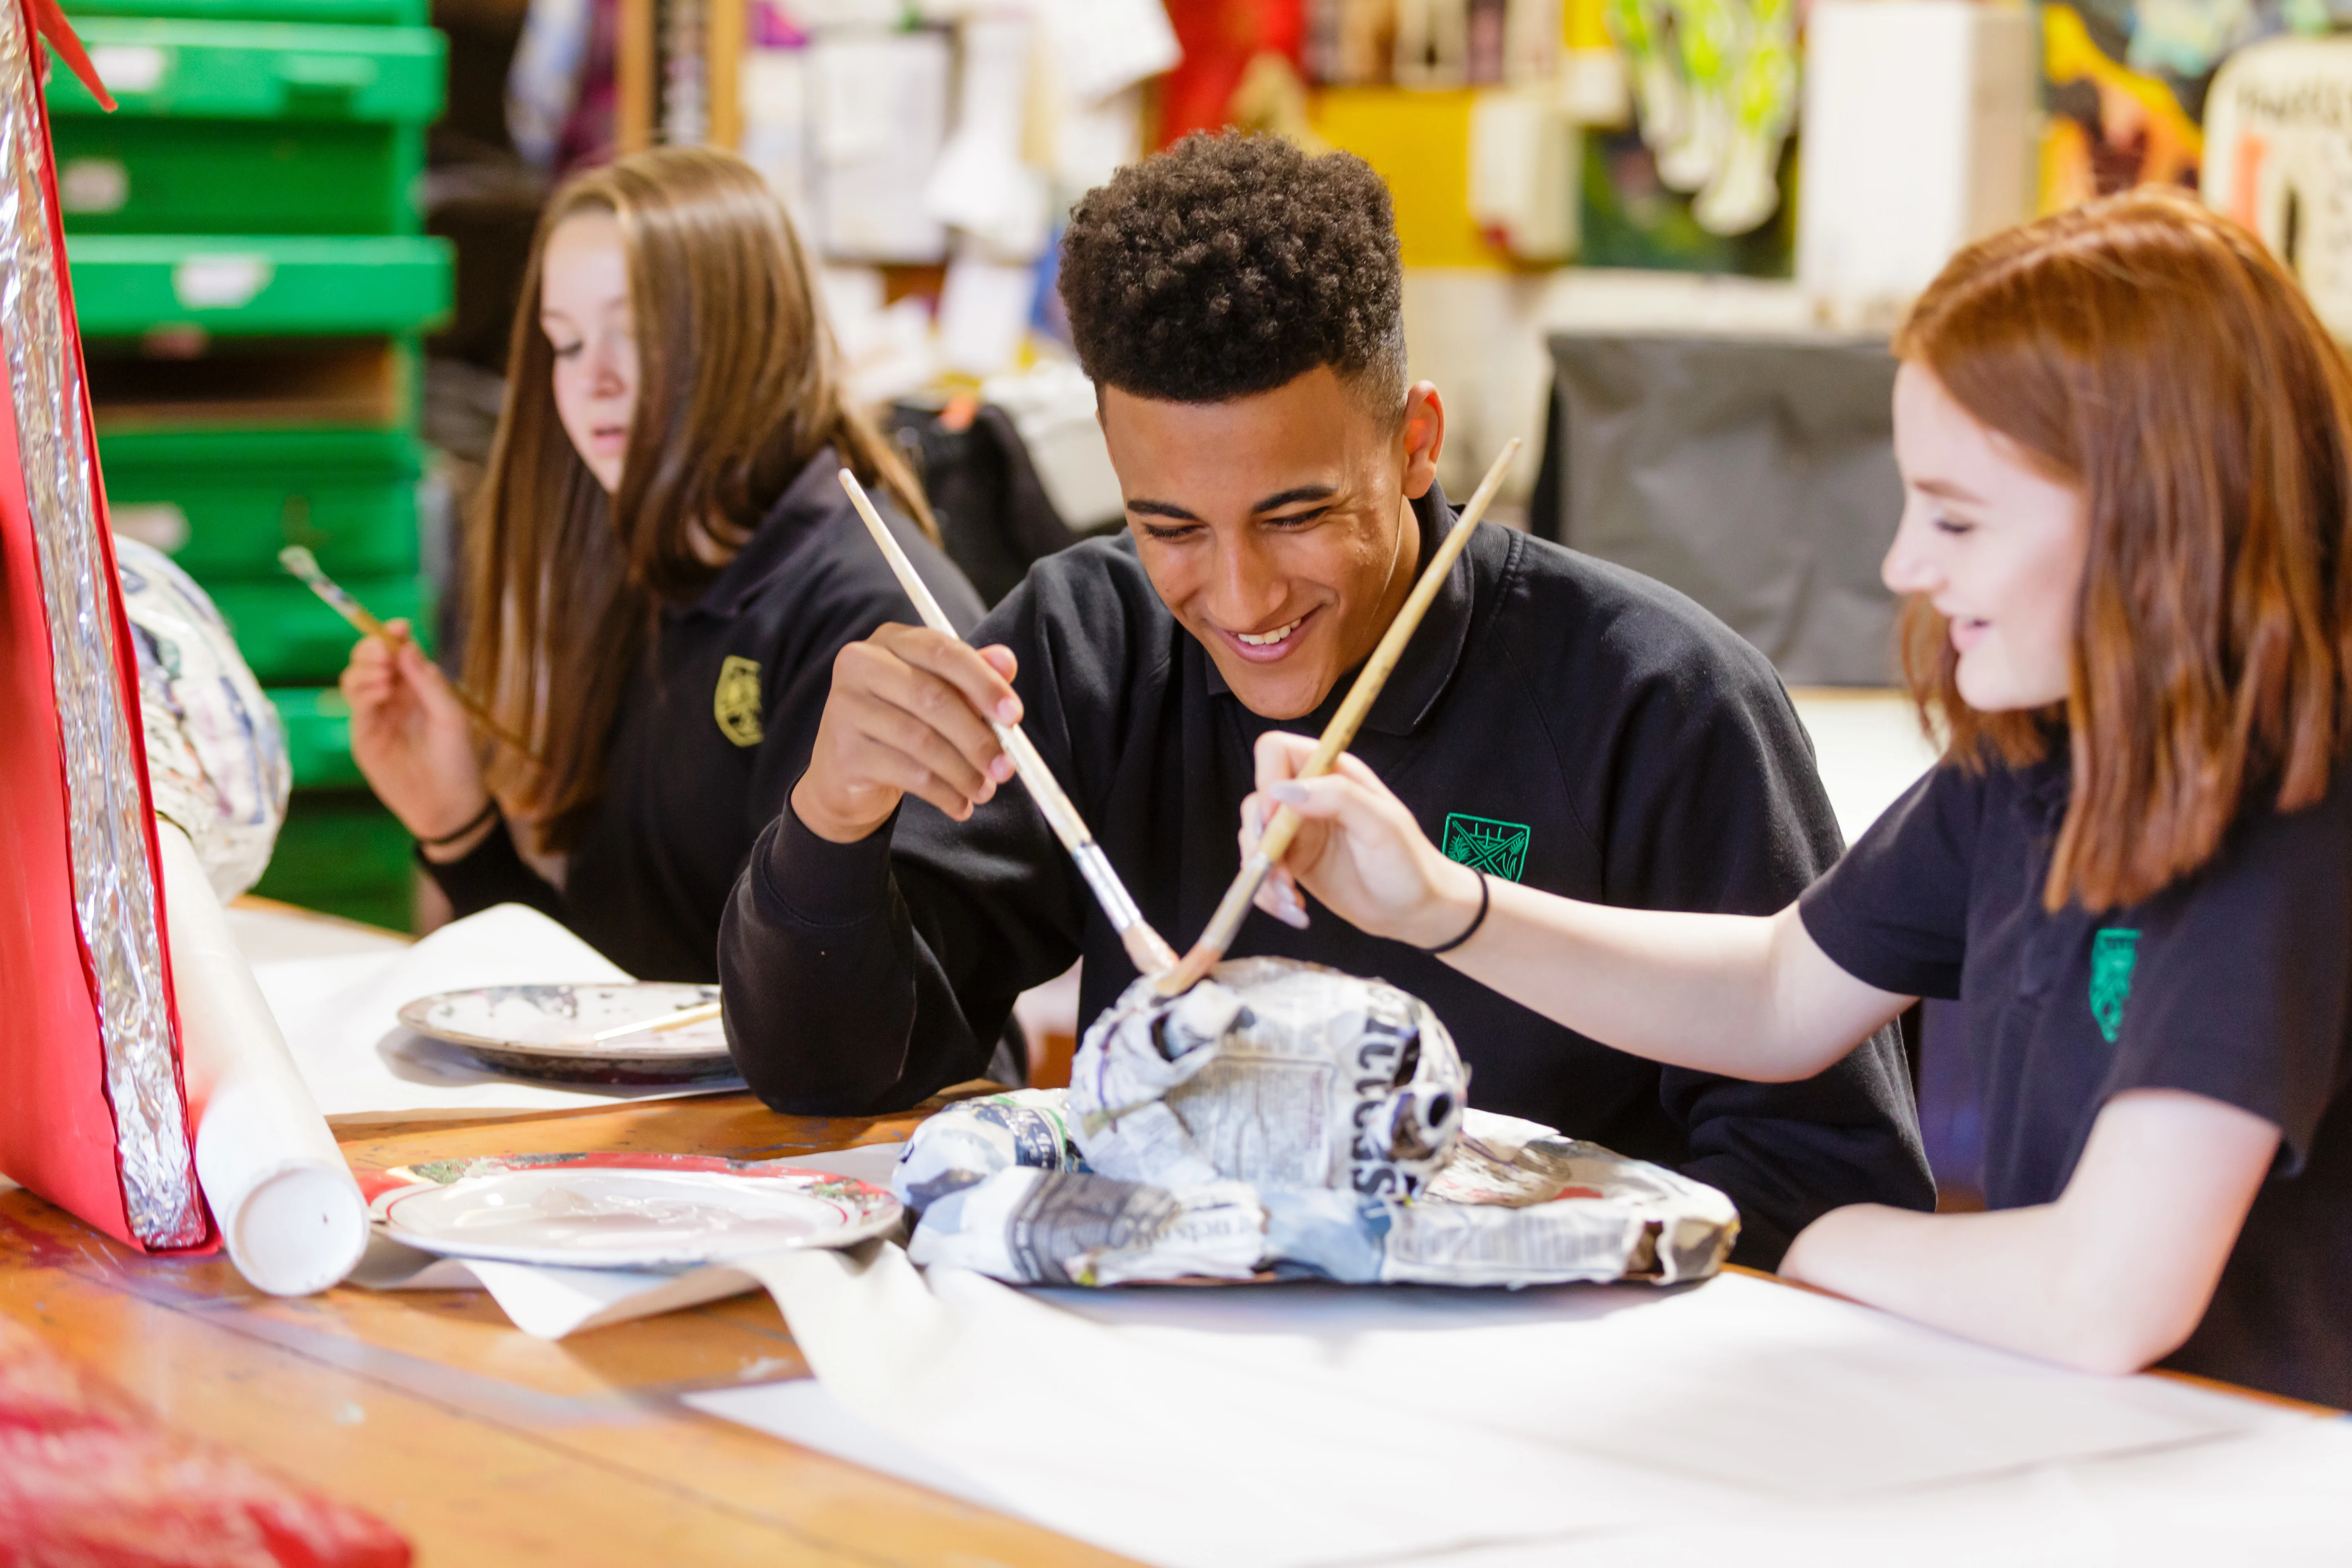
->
[47, 20, 443, 234]
[252, 787, 413, 931]
[206, 573, 429, 684]
[67, 234, 452, 337]
[269, 685, 363, 790]
[102, 428, 423, 580]
[65, 0, 426, 25]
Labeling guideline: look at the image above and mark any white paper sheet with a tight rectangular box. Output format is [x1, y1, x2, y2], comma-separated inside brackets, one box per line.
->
[738, 1243, 1733, 1568]
[1031, 1272, 2257, 1496]
[1405, 1415, 2352, 1568]
[354, 1242, 755, 1338]
[685, 1378, 1016, 1513]
[692, 1250, 2304, 1568]
[244, 903, 742, 1117]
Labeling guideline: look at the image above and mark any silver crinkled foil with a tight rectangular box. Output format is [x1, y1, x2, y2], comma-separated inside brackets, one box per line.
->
[0, 3, 204, 1248]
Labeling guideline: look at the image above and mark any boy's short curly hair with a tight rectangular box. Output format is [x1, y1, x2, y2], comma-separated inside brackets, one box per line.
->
[1057, 132, 1406, 417]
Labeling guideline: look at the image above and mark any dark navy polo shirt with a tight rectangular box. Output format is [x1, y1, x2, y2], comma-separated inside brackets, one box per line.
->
[1801, 741, 2352, 1408]
[722, 483, 1935, 1270]
[424, 448, 983, 980]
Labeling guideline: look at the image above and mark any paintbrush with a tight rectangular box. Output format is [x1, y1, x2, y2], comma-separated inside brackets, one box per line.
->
[277, 545, 541, 763]
[1152, 437, 1523, 997]
[836, 470, 1181, 978]
[586, 998, 722, 1044]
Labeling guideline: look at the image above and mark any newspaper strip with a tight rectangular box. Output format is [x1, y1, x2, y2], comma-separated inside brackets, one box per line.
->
[118, 539, 290, 902]
[905, 1103, 1739, 1288]
[1070, 958, 1468, 1199]
[891, 1088, 1082, 1214]
[908, 1167, 1267, 1285]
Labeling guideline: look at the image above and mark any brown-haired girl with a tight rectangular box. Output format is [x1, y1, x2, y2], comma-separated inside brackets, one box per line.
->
[1240, 187, 2352, 1406]
[341, 147, 983, 978]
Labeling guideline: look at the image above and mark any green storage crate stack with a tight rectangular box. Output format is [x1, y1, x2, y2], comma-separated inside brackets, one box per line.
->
[53, 0, 452, 931]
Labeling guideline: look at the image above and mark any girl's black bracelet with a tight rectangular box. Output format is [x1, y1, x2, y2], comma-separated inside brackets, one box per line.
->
[419, 798, 499, 850]
[1421, 870, 1490, 956]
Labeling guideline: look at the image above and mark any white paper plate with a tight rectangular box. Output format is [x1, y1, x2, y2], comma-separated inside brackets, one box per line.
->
[396, 982, 735, 1084]
[374, 1155, 902, 1270]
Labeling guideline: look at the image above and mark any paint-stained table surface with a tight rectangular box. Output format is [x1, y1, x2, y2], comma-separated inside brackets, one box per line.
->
[3, 900, 2329, 1565]
[0, 1085, 1131, 1567]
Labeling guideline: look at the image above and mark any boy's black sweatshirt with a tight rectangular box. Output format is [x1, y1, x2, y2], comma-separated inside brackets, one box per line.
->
[720, 485, 1933, 1267]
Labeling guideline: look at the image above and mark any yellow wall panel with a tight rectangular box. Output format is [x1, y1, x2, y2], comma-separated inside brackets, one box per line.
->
[1566, 0, 1612, 50]
[1307, 87, 1512, 270]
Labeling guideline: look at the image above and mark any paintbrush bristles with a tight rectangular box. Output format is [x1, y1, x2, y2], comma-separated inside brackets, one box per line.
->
[1153, 438, 1525, 996]
[278, 545, 543, 764]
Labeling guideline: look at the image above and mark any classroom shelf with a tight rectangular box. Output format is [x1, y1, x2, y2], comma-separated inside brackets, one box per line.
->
[102, 425, 425, 580]
[249, 787, 415, 931]
[61, 0, 449, 931]
[63, 0, 425, 24]
[66, 234, 453, 336]
[269, 685, 365, 790]
[47, 18, 445, 122]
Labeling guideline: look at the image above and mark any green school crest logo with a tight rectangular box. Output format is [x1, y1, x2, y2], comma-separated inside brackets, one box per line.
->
[2089, 928, 2141, 1044]
[713, 655, 764, 748]
[1441, 814, 1531, 882]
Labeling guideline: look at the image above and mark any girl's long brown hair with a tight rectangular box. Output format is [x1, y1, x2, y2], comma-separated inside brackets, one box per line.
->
[467, 146, 933, 849]
[1897, 187, 2352, 911]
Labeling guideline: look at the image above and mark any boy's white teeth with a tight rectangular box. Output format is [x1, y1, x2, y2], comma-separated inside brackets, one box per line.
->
[1237, 618, 1302, 647]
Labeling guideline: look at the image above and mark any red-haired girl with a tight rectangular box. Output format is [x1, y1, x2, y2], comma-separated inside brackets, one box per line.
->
[1245, 188, 2352, 1407]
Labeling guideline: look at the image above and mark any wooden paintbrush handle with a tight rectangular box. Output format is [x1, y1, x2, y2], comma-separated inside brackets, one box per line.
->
[1151, 437, 1523, 996]
[838, 469, 1091, 856]
[1253, 441, 1521, 872]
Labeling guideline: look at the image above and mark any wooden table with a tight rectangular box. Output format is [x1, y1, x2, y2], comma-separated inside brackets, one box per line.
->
[6, 901, 2327, 1564]
[0, 1089, 1134, 1567]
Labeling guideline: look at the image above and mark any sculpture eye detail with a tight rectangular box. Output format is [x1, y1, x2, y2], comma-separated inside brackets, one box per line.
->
[1391, 1032, 1422, 1087]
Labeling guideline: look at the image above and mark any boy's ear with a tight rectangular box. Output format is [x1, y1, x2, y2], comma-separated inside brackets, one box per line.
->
[1400, 381, 1445, 499]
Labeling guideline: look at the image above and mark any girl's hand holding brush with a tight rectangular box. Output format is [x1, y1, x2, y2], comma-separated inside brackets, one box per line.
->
[1240, 731, 1484, 950]
[339, 622, 500, 861]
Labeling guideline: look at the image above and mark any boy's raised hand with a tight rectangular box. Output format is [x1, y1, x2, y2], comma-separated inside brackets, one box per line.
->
[792, 624, 1023, 843]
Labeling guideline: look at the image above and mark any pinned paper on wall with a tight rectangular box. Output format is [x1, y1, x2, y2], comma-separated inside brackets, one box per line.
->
[1036, 0, 1181, 106]
[811, 30, 950, 263]
[738, 43, 811, 224]
[2201, 36, 2352, 341]
[1469, 87, 1581, 260]
[937, 249, 1041, 379]
[927, 15, 1050, 260]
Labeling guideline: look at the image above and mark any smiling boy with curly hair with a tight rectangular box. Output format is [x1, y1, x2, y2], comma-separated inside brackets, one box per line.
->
[722, 132, 1935, 1270]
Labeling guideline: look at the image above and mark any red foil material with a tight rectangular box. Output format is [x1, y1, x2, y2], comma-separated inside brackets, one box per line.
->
[0, 0, 208, 1252]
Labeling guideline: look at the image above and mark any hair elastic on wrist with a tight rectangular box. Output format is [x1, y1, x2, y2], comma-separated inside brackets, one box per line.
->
[419, 798, 498, 850]
[1421, 871, 1490, 956]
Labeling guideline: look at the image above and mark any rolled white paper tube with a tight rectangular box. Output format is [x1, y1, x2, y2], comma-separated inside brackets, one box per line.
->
[156, 822, 370, 1295]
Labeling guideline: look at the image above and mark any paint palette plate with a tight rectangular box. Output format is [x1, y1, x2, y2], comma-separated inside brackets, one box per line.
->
[396, 982, 734, 1084]
[372, 1154, 902, 1270]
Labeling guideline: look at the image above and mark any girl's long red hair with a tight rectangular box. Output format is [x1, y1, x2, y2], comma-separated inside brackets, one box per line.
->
[1897, 187, 2352, 911]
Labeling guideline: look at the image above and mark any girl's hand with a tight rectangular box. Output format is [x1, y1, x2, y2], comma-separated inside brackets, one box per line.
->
[1240, 731, 1483, 949]
[339, 621, 492, 858]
